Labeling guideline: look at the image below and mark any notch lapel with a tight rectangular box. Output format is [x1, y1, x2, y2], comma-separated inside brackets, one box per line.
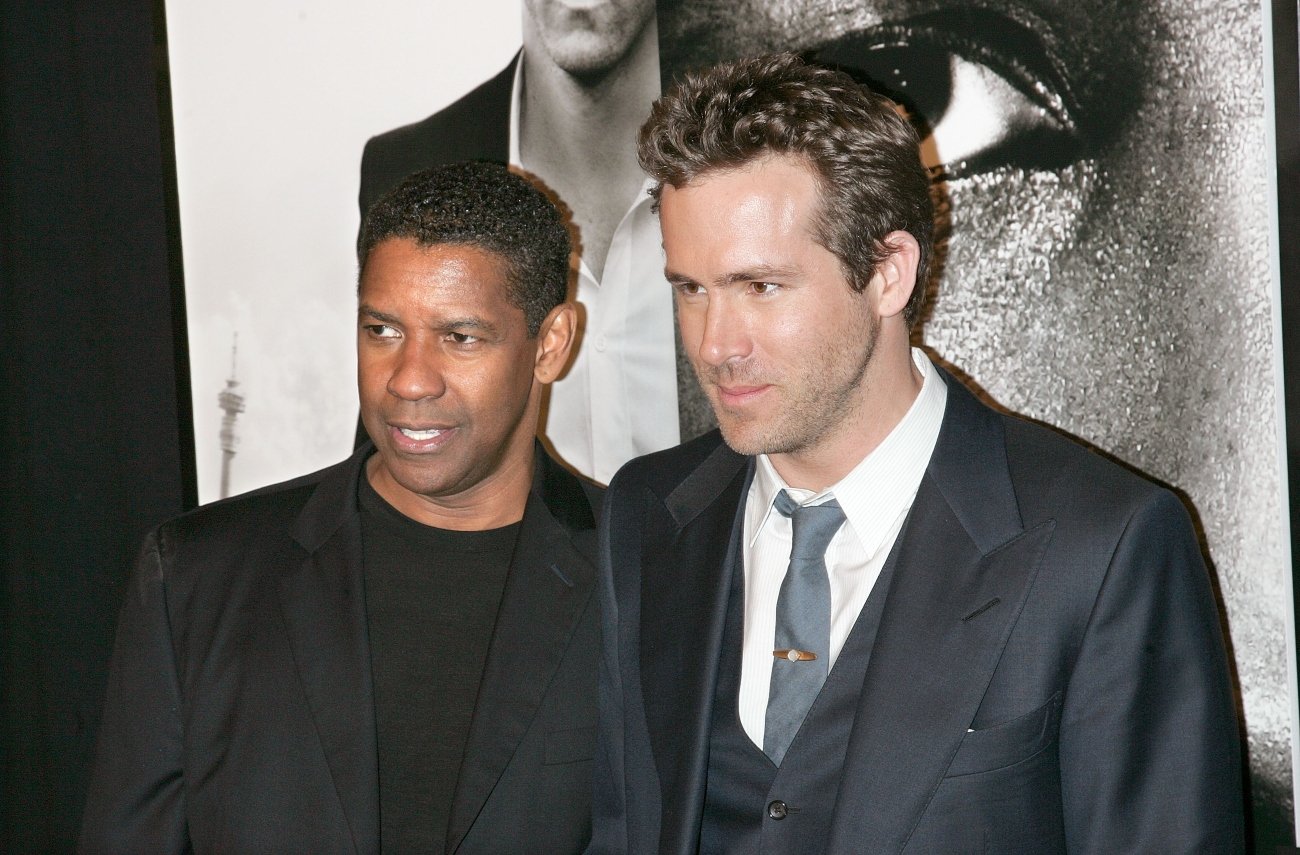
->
[277, 450, 379, 855]
[826, 481, 1054, 852]
[638, 442, 751, 854]
[446, 482, 598, 853]
[825, 374, 1055, 853]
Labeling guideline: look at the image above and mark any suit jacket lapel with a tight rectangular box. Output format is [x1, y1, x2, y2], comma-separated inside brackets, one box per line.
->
[826, 373, 1055, 853]
[638, 440, 751, 854]
[446, 455, 599, 853]
[277, 447, 379, 855]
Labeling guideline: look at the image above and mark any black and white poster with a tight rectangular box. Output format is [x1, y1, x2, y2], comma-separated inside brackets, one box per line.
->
[162, 0, 1298, 845]
[165, 1, 520, 503]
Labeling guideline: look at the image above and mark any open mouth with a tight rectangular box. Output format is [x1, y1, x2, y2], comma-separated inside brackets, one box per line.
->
[389, 423, 456, 451]
[398, 427, 445, 441]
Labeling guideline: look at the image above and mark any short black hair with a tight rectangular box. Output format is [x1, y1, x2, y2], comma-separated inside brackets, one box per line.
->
[638, 53, 934, 326]
[358, 161, 571, 336]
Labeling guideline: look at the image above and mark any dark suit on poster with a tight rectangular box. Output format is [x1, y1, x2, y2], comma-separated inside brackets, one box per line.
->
[591, 370, 1243, 853]
[359, 59, 513, 217]
[357, 59, 718, 447]
[80, 442, 601, 855]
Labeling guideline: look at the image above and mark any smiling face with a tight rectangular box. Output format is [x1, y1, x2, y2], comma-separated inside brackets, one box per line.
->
[358, 238, 572, 528]
[662, 156, 897, 478]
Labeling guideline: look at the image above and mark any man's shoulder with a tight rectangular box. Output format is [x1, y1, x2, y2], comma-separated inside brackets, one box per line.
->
[996, 408, 1179, 522]
[365, 63, 511, 150]
[152, 454, 355, 555]
[359, 59, 515, 210]
[608, 430, 739, 501]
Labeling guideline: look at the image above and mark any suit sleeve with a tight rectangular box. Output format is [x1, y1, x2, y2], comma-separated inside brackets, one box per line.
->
[78, 528, 190, 854]
[1057, 489, 1244, 853]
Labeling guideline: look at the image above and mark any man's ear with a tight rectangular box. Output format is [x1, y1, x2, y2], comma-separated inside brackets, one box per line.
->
[533, 302, 577, 384]
[872, 230, 921, 320]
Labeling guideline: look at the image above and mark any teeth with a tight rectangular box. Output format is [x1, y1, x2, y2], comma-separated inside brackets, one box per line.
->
[399, 427, 444, 440]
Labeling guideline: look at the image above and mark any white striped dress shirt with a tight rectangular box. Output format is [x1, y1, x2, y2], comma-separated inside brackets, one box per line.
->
[737, 349, 948, 748]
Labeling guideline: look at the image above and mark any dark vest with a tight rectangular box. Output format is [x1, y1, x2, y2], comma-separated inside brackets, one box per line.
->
[699, 542, 901, 854]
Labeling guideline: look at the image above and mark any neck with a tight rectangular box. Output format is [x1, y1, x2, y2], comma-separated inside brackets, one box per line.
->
[518, 19, 659, 277]
[771, 339, 924, 492]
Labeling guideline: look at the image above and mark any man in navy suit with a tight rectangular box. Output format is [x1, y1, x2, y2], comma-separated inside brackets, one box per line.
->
[590, 54, 1244, 853]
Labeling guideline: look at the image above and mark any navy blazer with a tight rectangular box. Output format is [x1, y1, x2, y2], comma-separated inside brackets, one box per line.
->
[591, 370, 1243, 853]
[80, 443, 602, 854]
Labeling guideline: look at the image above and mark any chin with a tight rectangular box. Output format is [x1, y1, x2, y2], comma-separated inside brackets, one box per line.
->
[715, 421, 768, 457]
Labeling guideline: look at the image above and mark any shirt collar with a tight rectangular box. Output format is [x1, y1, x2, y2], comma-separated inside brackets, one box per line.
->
[508, 51, 524, 167]
[507, 49, 657, 281]
[746, 348, 948, 555]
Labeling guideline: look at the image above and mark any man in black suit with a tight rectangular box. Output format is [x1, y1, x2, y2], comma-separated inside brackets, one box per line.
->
[361, 0, 716, 484]
[80, 162, 601, 854]
[591, 54, 1244, 853]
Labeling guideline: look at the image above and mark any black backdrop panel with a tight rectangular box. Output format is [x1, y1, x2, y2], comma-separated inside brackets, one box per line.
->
[2, 0, 1298, 851]
[0, 0, 188, 849]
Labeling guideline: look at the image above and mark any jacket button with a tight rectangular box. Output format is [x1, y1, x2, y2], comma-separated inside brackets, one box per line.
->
[768, 800, 788, 820]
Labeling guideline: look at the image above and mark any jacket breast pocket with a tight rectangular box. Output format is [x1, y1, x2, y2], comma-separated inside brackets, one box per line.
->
[543, 726, 595, 766]
[946, 691, 1061, 778]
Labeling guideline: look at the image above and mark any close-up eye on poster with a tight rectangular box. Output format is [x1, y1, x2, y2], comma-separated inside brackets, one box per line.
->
[2, 0, 1298, 851]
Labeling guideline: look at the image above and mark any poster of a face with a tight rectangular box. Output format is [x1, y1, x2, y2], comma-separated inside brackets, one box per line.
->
[164, 0, 1296, 842]
[166, 1, 521, 504]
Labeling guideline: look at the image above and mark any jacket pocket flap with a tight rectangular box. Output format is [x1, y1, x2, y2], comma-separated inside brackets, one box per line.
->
[946, 692, 1061, 777]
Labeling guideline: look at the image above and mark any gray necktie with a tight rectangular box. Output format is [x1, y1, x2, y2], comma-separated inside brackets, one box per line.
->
[763, 490, 846, 765]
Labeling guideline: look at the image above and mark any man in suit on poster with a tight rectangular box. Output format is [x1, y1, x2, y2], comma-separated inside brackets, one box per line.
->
[80, 162, 601, 854]
[590, 54, 1244, 853]
[361, 0, 716, 485]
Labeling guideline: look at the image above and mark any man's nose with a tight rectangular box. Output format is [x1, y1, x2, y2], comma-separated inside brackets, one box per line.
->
[386, 342, 446, 401]
[694, 296, 751, 368]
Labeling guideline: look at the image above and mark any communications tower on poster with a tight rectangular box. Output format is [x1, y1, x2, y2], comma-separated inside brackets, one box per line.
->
[217, 335, 245, 499]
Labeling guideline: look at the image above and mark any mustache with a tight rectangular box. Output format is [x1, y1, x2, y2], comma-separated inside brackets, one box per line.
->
[695, 358, 769, 387]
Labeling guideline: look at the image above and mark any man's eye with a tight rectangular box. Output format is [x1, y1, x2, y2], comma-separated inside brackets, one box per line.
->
[675, 281, 704, 297]
[447, 332, 480, 345]
[363, 323, 400, 339]
[751, 282, 780, 295]
[813, 9, 1089, 178]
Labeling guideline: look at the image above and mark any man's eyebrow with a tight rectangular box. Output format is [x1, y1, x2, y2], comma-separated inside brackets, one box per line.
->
[357, 306, 499, 335]
[358, 304, 398, 323]
[664, 265, 802, 288]
[439, 316, 499, 335]
[720, 265, 800, 285]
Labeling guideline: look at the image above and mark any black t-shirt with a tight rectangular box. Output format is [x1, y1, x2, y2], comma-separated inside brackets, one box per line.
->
[358, 474, 521, 854]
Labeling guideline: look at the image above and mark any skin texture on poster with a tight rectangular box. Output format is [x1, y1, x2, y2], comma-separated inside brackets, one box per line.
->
[658, 0, 1293, 839]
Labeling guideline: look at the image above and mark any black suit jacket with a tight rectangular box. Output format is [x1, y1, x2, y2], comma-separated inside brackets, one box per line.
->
[80, 443, 602, 854]
[359, 59, 513, 218]
[591, 370, 1244, 853]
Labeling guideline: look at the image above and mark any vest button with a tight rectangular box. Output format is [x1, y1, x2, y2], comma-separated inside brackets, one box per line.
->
[767, 800, 788, 820]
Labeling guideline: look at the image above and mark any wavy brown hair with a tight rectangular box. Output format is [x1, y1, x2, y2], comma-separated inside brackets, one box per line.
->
[638, 53, 933, 326]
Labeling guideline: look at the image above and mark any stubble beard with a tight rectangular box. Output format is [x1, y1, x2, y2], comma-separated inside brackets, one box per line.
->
[697, 313, 880, 459]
